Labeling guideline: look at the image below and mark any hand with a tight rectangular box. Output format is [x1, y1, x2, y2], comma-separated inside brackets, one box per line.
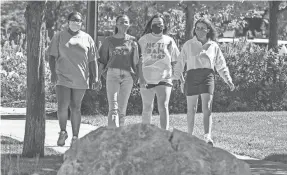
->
[228, 81, 235, 91]
[51, 73, 57, 85]
[139, 79, 147, 88]
[93, 79, 102, 91]
[180, 81, 185, 94]
[202, 43, 211, 51]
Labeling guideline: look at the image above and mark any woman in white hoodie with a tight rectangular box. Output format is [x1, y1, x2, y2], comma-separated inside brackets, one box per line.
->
[138, 14, 180, 130]
[173, 18, 235, 146]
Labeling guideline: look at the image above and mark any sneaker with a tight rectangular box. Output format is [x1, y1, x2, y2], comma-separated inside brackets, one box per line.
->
[70, 136, 78, 146]
[57, 131, 68, 146]
[204, 134, 214, 146]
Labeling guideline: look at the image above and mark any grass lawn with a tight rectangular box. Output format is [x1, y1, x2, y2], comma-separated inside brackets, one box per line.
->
[82, 111, 287, 163]
[1, 136, 62, 175]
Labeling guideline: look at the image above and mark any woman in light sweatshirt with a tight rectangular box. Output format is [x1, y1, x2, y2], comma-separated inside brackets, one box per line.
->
[173, 18, 235, 146]
[138, 14, 180, 130]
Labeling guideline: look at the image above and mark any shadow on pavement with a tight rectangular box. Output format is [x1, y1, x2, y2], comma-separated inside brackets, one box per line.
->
[264, 153, 287, 164]
[243, 159, 287, 175]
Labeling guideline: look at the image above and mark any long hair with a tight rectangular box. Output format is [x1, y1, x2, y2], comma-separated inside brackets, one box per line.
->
[67, 12, 83, 21]
[141, 13, 168, 37]
[193, 18, 218, 41]
[114, 15, 130, 34]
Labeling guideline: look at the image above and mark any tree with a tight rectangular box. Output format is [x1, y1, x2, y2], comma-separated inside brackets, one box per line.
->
[45, 1, 62, 40]
[182, 1, 199, 41]
[22, 1, 46, 158]
[268, 1, 287, 49]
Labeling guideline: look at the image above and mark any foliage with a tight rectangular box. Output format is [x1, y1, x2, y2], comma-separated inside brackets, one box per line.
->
[1, 1, 287, 113]
[79, 41, 287, 115]
[1, 37, 56, 107]
[214, 41, 287, 111]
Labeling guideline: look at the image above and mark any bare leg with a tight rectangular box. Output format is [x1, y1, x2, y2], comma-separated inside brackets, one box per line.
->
[140, 88, 155, 124]
[200, 93, 213, 136]
[155, 85, 172, 130]
[186, 95, 199, 135]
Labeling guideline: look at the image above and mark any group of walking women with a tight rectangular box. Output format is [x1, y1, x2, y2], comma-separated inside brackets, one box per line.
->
[48, 12, 235, 147]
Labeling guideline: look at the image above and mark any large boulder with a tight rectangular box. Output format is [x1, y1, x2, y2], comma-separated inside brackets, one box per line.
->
[57, 124, 251, 175]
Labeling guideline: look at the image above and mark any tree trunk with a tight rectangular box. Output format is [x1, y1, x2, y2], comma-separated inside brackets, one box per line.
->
[268, 1, 280, 50]
[46, 1, 62, 40]
[22, 1, 46, 158]
[185, 2, 197, 41]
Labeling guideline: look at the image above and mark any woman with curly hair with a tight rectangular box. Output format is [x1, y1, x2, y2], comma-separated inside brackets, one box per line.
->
[173, 18, 235, 146]
[138, 14, 180, 130]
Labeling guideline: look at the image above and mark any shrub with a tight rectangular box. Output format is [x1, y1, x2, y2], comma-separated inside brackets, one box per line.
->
[1, 36, 56, 107]
[214, 41, 287, 111]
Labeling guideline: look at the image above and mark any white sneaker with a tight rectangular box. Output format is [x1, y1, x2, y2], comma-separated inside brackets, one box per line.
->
[204, 134, 214, 146]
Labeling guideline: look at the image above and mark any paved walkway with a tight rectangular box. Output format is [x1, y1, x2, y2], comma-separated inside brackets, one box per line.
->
[1, 107, 287, 175]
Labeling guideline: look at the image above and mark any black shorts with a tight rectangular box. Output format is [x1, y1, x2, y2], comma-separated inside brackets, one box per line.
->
[184, 68, 215, 96]
[146, 81, 172, 89]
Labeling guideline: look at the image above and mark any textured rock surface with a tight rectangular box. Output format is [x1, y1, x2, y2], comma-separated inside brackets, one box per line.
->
[57, 124, 252, 175]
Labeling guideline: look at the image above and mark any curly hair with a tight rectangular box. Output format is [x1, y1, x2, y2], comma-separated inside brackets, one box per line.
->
[141, 13, 168, 37]
[192, 18, 218, 41]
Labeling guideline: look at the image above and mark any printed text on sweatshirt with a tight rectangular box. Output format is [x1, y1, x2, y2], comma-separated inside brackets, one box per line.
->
[138, 33, 180, 84]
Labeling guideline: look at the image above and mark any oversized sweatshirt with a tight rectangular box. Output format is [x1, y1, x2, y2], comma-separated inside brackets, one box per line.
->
[48, 29, 98, 89]
[173, 37, 232, 84]
[138, 33, 180, 84]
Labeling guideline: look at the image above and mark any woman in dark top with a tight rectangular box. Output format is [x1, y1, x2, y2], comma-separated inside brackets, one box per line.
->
[98, 15, 139, 128]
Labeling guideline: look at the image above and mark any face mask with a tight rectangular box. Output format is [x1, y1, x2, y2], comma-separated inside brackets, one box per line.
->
[151, 24, 163, 34]
[195, 31, 207, 39]
[69, 21, 82, 32]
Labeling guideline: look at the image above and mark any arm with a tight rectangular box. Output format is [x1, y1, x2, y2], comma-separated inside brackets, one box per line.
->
[170, 38, 180, 75]
[88, 38, 99, 81]
[89, 61, 99, 81]
[137, 37, 147, 85]
[173, 44, 187, 81]
[98, 38, 110, 77]
[47, 33, 60, 84]
[214, 46, 233, 85]
[49, 55, 56, 74]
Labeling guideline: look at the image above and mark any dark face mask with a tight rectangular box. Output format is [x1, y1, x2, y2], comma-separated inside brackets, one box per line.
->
[151, 24, 163, 34]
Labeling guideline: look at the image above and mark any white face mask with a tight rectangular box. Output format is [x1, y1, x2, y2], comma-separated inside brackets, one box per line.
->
[69, 21, 82, 32]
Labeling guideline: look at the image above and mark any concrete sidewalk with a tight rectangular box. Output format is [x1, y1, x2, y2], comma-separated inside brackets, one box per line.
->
[0, 119, 96, 154]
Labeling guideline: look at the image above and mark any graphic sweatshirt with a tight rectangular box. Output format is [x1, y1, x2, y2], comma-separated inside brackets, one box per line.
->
[138, 33, 180, 85]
